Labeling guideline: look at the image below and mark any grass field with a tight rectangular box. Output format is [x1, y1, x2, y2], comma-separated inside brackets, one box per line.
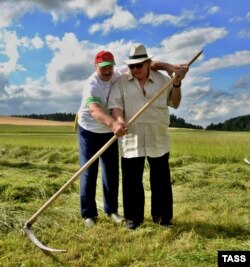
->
[0, 124, 249, 266]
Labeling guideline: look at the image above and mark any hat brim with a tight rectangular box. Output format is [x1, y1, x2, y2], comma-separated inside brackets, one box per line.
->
[97, 61, 115, 67]
[124, 55, 153, 65]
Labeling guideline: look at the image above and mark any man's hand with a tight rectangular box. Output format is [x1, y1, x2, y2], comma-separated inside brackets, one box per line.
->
[89, 103, 127, 136]
[111, 120, 127, 137]
[167, 64, 189, 78]
[173, 64, 189, 84]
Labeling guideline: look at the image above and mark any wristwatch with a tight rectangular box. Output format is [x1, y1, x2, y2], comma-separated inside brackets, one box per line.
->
[173, 82, 182, 88]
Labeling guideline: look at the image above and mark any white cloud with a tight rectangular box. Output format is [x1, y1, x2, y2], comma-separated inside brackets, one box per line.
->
[0, 76, 46, 101]
[45, 33, 86, 96]
[89, 6, 137, 35]
[74, 19, 81, 28]
[65, 0, 117, 19]
[186, 84, 211, 97]
[0, 73, 9, 99]
[3, 35, 133, 113]
[174, 89, 250, 127]
[31, 35, 44, 49]
[0, 29, 44, 75]
[174, 48, 250, 126]
[0, 37, 135, 115]
[238, 29, 250, 38]
[0, 30, 19, 74]
[19, 35, 44, 50]
[23, 77, 47, 98]
[147, 27, 249, 127]
[0, 0, 118, 27]
[229, 11, 250, 23]
[140, 10, 195, 27]
[48, 0, 117, 21]
[246, 12, 250, 22]
[2, 37, 133, 113]
[195, 50, 250, 73]
[230, 74, 250, 89]
[207, 6, 220, 15]
[0, 1, 33, 28]
[150, 27, 227, 63]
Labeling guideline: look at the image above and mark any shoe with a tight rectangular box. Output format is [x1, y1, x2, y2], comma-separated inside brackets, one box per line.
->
[160, 220, 175, 228]
[84, 217, 96, 227]
[153, 216, 175, 228]
[125, 219, 141, 230]
[108, 213, 124, 224]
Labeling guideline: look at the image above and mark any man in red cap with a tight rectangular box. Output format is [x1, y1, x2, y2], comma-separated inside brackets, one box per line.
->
[77, 49, 186, 227]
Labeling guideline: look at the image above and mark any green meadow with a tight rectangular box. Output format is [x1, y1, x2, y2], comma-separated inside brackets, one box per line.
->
[0, 125, 249, 266]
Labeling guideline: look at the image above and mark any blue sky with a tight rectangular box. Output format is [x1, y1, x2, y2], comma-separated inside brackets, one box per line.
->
[0, 0, 249, 127]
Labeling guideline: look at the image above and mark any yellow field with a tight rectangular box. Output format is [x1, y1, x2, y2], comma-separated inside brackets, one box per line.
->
[0, 115, 73, 126]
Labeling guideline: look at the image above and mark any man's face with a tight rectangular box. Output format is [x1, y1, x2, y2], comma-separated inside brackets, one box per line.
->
[128, 60, 150, 80]
[96, 65, 114, 81]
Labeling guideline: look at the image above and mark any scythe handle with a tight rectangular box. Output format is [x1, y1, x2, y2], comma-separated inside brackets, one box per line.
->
[25, 50, 203, 228]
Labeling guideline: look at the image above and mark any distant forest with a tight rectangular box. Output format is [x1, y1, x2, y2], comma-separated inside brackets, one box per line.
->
[12, 113, 250, 131]
[206, 114, 250, 131]
[169, 115, 202, 129]
[12, 113, 203, 129]
[13, 113, 76, 122]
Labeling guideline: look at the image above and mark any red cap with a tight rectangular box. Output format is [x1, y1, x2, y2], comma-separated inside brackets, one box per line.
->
[95, 51, 115, 67]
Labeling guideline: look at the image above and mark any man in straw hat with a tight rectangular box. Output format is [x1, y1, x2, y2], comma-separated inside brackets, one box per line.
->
[108, 44, 189, 230]
[77, 49, 187, 227]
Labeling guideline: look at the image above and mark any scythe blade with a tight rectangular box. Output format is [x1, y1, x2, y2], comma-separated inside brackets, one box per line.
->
[244, 158, 250, 165]
[23, 224, 67, 252]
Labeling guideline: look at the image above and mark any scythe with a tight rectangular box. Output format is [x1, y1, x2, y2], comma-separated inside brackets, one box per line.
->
[244, 158, 250, 165]
[23, 50, 203, 252]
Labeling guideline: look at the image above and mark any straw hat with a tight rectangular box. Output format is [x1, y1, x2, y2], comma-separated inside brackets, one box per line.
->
[124, 44, 153, 65]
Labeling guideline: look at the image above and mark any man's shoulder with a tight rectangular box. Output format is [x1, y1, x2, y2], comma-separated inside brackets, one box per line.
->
[114, 72, 130, 82]
[86, 72, 98, 83]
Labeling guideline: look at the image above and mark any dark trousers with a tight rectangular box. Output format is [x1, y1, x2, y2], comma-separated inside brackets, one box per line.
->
[121, 153, 173, 224]
[78, 126, 119, 218]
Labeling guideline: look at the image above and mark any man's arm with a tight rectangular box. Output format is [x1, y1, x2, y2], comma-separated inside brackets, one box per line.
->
[169, 86, 182, 108]
[111, 108, 125, 124]
[150, 61, 189, 78]
[89, 103, 126, 137]
[168, 66, 189, 108]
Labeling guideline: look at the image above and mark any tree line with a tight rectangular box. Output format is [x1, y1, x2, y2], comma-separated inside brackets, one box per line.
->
[206, 114, 250, 131]
[169, 115, 203, 129]
[13, 113, 76, 122]
[12, 113, 250, 131]
[13, 113, 203, 129]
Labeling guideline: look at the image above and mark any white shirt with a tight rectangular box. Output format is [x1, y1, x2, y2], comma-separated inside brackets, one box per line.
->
[108, 70, 175, 158]
[78, 70, 121, 133]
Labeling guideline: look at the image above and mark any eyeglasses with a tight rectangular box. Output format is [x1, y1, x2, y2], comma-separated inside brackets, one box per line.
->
[128, 62, 145, 70]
